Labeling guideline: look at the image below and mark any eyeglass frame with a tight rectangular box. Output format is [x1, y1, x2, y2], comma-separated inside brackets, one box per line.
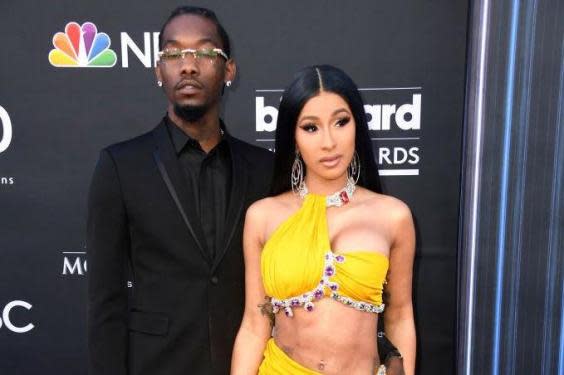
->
[157, 47, 229, 63]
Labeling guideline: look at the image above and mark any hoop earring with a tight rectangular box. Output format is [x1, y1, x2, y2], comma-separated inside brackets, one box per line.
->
[157, 81, 162, 87]
[291, 151, 305, 195]
[347, 151, 360, 184]
[225, 80, 232, 87]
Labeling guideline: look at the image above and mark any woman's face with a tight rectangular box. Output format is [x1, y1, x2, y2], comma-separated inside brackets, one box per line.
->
[295, 91, 356, 183]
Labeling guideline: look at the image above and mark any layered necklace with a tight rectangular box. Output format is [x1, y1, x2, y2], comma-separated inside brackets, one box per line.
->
[298, 178, 356, 207]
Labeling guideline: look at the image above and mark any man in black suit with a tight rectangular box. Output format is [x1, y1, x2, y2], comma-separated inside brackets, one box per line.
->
[87, 6, 273, 375]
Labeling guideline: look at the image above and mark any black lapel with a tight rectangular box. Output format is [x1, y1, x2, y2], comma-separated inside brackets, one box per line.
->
[152, 122, 211, 265]
[212, 138, 249, 272]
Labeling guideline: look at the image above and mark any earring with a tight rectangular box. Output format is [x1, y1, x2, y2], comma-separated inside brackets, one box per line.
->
[225, 80, 232, 87]
[347, 151, 360, 184]
[157, 81, 163, 87]
[291, 151, 305, 196]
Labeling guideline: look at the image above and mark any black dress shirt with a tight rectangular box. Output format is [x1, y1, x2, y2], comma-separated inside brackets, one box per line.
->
[166, 117, 231, 260]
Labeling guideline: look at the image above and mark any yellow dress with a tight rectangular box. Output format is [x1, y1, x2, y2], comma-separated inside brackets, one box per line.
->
[259, 193, 389, 374]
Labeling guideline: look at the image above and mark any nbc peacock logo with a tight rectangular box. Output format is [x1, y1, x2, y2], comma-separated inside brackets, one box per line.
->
[48, 21, 117, 68]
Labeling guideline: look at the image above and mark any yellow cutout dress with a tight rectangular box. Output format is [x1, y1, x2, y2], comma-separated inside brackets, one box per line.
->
[259, 193, 389, 374]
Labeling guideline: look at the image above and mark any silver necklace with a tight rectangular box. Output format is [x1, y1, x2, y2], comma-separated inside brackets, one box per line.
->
[298, 178, 356, 207]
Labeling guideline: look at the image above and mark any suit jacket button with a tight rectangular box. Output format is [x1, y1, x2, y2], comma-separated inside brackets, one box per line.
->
[211, 276, 219, 285]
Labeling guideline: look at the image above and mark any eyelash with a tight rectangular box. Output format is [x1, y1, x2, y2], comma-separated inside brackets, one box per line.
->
[299, 116, 351, 133]
[301, 124, 318, 133]
[336, 116, 351, 127]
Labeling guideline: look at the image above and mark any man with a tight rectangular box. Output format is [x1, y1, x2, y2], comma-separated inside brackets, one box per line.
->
[87, 6, 273, 375]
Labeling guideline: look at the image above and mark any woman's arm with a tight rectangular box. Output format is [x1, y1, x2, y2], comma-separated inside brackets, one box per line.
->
[384, 201, 416, 375]
[231, 202, 273, 375]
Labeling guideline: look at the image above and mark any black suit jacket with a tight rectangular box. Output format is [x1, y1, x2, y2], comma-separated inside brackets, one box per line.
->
[87, 120, 273, 375]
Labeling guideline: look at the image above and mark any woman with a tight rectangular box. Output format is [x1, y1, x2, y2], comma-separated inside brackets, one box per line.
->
[231, 65, 416, 374]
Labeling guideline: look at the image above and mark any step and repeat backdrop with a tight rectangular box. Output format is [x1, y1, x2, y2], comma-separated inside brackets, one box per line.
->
[0, 1, 468, 373]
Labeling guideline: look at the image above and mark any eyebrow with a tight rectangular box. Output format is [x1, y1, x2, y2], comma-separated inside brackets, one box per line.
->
[298, 108, 351, 122]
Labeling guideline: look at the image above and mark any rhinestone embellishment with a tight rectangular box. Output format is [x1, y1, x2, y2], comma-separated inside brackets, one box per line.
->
[298, 178, 356, 207]
[270, 251, 385, 316]
[376, 364, 387, 375]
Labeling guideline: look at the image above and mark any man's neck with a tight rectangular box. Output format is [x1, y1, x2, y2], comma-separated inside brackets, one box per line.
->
[167, 106, 222, 153]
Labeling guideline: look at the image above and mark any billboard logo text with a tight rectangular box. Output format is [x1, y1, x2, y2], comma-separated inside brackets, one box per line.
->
[256, 94, 421, 132]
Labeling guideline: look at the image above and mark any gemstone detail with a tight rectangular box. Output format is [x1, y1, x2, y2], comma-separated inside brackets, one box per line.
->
[377, 365, 387, 375]
[299, 178, 356, 207]
[268, 251, 385, 316]
[284, 307, 293, 317]
[328, 282, 339, 291]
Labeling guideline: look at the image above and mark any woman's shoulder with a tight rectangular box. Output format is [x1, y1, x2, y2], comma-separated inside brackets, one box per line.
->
[246, 192, 299, 245]
[246, 191, 297, 220]
[355, 188, 413, 222]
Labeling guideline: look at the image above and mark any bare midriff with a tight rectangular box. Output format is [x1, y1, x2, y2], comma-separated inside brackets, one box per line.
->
[272, 298, 380, 374]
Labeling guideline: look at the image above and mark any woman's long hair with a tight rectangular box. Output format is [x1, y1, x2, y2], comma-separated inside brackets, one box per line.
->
[270, 65, 382, 196]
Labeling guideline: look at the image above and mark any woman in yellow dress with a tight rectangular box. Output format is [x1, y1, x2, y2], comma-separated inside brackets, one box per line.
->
[231, 65, 416, 374]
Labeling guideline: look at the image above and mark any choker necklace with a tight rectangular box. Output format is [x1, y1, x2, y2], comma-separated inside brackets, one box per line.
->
[298, 178, 356, 207]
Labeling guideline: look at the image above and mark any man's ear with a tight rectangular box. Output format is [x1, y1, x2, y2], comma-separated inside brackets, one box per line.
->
[155, 63, 163, 86]
[224, 59, 237, 85]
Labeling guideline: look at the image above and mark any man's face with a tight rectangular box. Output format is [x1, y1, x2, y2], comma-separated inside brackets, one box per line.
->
[156, 14, 235, 117]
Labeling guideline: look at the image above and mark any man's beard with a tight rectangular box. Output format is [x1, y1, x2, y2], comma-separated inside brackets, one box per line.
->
[173, 103, 208, 122]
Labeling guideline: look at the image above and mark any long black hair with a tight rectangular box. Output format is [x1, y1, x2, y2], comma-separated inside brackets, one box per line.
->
[270, 65, 382, 196]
